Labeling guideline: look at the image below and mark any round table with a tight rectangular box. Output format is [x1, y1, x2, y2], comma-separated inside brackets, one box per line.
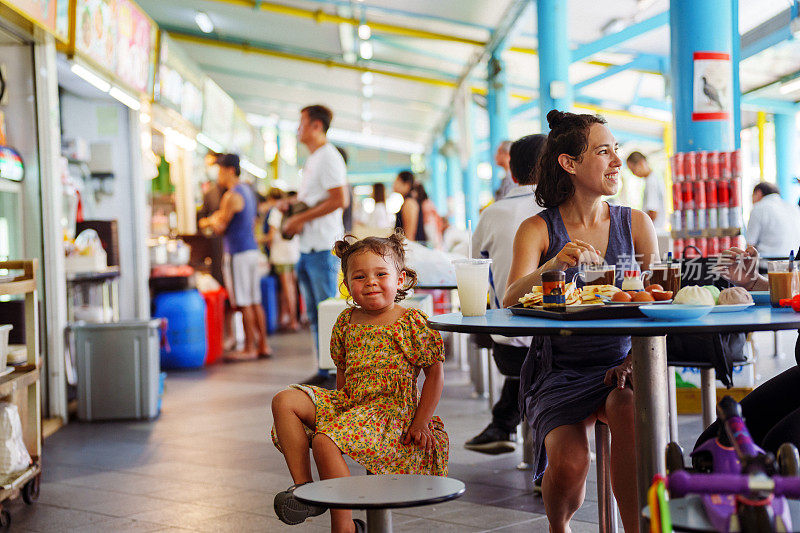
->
[427, 306, 800, 531]
[293, 474, 465, 533]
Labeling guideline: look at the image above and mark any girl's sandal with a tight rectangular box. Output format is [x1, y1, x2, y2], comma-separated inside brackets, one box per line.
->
[273, 483, 327, 525]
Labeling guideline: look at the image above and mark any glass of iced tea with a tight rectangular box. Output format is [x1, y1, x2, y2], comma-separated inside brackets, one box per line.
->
[768, 261, 800, 308]
[648, 263, 681, 294]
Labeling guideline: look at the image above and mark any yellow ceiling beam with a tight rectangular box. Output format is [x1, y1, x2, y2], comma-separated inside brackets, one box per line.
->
[204, 0, 662, 78]
[574, 102, 669, 125]
[168, 31, 460, 89]
[207, 0, 486, 47]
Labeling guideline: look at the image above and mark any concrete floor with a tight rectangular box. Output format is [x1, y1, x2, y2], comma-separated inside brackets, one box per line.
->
[6, 328, 797, 532]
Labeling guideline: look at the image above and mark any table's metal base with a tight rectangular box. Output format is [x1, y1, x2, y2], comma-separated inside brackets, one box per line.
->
[366, 509, 392, 533]
[631, 336, 669, 532]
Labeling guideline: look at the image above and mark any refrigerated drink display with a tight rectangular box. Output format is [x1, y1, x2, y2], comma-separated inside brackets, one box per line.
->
[668, 150, 745, 258]
[693, 181, 707, 230]
[672, 211, 683, 232]
[673, 238, 684, 259]
[707, 236, 720, 256]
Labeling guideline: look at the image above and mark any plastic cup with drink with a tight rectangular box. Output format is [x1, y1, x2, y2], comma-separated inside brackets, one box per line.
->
[453, 258, 492, 316]
[768, 260, 800, 308]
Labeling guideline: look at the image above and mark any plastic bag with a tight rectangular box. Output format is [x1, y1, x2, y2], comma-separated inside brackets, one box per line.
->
[0, 403, 31, 474]
[74, 229, 103, 255]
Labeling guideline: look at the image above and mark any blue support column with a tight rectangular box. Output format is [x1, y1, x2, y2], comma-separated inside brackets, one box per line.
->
[487, 49, 510, 195]
[731, 0, 741, 150]
[444, 120, 462, 224]
[430, 136, 447, 214]
[537, 0, 572, 131]
[670, 0, 735, 152]
[774, 112, 798, 203]
[463, 102, 479, 227]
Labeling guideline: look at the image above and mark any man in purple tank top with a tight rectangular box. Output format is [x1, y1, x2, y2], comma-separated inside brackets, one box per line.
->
[200, 154, 271, 361]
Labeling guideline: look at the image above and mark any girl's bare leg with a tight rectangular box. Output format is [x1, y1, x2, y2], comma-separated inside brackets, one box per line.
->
[271, 389, 317, 483]
[312, 434, 355, 533]
[541, 418, 594, 533]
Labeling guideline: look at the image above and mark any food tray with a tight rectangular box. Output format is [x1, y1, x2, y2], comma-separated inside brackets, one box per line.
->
[509, 302, 652, 320]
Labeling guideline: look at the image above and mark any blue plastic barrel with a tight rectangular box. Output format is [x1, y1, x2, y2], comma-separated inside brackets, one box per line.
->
[260, 275, 279, 334]
[153, 290, 207, 369]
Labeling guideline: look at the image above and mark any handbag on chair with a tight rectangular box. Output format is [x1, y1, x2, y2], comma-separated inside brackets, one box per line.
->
[666, 245, 748, 387]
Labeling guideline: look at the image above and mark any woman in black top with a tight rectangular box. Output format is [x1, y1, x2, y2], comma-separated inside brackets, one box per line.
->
[392, 171, 426, 242]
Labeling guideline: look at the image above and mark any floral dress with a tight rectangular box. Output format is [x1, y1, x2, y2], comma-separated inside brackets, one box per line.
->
[271, 307, 449, 476]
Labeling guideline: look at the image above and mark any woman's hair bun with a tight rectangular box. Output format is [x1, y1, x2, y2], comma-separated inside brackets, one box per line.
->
[546, 109, 567, 129]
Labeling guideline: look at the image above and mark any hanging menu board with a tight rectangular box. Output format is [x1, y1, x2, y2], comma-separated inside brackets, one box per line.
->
[74, 0, 156, 94]
[0, 0, 57, 34]
[202, 78, 234, 148]
[155, 32, 204, 129]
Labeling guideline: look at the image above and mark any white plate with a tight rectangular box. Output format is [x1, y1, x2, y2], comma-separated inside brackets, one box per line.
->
[710, 303, 755, 313]
[0, 367, 14, 378]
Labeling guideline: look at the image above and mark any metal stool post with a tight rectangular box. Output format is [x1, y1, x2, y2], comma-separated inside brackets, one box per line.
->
[700, 368, 716, 428]
[595, 421, 619, 533]
[517, 422, 533, 470]
[667, 366, 679, 441]
[484, 347, 495, 409]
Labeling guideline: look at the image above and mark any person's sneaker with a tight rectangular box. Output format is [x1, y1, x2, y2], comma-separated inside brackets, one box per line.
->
[464, 424, 516, 454]
[273, 483, 327, 525]
[532, 476, 543, 496]
[353, 518, 366, 532]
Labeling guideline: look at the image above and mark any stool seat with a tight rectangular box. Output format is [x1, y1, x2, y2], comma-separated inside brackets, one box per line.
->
[294, 474, 464, 509]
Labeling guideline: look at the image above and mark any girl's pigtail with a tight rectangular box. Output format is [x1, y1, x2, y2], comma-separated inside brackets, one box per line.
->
[333, 234, 357, 259]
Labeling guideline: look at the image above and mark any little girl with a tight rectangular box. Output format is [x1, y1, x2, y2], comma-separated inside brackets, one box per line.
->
[270, 232, 448, 533]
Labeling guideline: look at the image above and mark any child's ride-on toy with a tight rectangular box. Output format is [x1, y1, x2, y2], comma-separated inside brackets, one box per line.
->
[659, 396, 800, 532]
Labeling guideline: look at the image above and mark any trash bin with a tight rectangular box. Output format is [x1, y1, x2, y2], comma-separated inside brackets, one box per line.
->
[71, 320, 162, 421]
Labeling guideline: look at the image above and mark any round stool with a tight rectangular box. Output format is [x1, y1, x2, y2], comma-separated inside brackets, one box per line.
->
[293, 474, 465, 533]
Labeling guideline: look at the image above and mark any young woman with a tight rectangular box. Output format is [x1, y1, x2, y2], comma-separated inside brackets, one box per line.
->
[392, 171, 426, 242]
[504, 110, 658, 532]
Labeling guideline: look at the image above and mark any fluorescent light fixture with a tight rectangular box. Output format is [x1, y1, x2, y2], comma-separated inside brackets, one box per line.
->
[386, 192, 403, 214]
[109, 86, 141, 110]
[779, 77, 800, 95]
[362, 197, 376, 214]
[194, 11, 214, 34]
[628, 104, 672, 122]
[70, 63, 111, 93]
[196, 132, 223, 153]
[477, 162, 492, 180]
[358, 24, 371, 40]
[361, 85, 373, 98]
[359, 41, 373, 60]
[241, 159, 267, 179]
[327, 128, 425, 154]
[361, 71, 373, 84]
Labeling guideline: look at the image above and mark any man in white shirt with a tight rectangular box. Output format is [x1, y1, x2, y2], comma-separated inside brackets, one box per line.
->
[465, 134, 546, 454]
[283, 105, 349, 387]
[747, 182, 800, 258]
[626, 151, 667, 232]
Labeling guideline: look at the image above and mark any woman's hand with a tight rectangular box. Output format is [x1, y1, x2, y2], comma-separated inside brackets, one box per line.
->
[720, 246, 760, 288]
[552, 240, 603, 270]
[402, 422, 436, 452]
[604, 356, 633, 389]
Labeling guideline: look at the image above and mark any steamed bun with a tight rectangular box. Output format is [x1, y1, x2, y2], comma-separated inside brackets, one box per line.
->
[718, 287, 754, 305]
[673, 285, 716, 306]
